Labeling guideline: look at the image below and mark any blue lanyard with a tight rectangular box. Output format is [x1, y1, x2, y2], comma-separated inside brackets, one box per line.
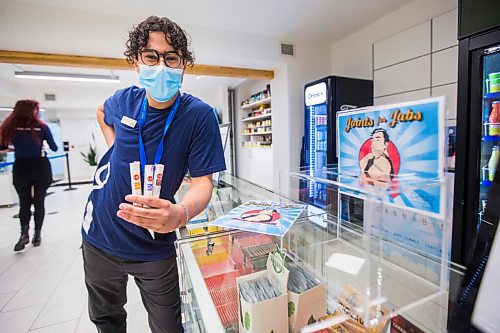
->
[138, 93, 181, 176]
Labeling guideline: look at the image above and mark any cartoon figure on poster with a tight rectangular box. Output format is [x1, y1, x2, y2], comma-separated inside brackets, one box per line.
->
[359, 128, 400, 188]
[337, 97, 445, 218]
[239, 209, 280, 225]
[211, 201, 306, 236]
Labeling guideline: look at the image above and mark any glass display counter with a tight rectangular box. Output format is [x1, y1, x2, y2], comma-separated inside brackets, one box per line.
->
[175, 170, 457, 333]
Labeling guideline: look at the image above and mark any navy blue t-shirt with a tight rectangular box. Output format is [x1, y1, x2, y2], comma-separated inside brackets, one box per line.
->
[0, 123, 58, 158]
[82, 86, 226, 261]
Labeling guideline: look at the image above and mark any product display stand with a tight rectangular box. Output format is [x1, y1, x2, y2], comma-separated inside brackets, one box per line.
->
[175, 169, 453, 332]
[240, 88, 272, 149]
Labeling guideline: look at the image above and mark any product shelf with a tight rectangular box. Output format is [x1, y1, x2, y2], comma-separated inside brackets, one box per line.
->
[240, 97, 272, 109]
[241, 91, 272, 148]
[242, 132, 272, 136]
[242, 113, 272, 122]
[245, 125, 271, 130]
[241, 144, 272, 149]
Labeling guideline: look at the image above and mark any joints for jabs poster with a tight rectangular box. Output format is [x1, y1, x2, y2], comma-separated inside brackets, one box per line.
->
[337, 97, 448, 282]
[336, 97, 446, 219]
[210, 201, 306, 237]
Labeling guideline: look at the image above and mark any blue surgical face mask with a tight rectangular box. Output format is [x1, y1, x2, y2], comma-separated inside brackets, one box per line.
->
[138, 64, 183, 103]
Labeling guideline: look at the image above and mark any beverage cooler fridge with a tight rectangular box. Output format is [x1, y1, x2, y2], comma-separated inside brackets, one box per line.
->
[300, 76, 373, 208]
[453, 28, 500, 265]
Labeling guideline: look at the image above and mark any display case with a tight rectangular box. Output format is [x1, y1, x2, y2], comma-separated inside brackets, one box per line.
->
[176, 169, 455, 333]
[175, 174, 286, 240]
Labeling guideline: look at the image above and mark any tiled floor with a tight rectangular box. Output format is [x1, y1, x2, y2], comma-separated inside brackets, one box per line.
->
[0, 185, 150, 333]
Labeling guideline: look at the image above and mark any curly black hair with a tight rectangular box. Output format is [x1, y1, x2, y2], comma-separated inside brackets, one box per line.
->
[124, 16, 195, 67]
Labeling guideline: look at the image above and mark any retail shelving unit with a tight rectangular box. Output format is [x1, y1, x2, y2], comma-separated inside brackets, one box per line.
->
[240, 93, 272, 149]
[175, 170, 457, 333]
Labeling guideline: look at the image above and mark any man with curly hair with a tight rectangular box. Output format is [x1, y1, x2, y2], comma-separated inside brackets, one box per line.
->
[81, 16, 225, 333]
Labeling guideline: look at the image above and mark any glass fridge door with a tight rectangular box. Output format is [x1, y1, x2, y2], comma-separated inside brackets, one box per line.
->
[304, 81, 329, 208]
[479, 44, 500, 226]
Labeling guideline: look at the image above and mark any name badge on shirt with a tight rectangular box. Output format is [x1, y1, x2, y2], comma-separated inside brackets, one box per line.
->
[121, 116, 137, 128]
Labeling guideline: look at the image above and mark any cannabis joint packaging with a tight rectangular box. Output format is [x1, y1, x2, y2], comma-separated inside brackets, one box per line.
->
[236, 252, 289, 333]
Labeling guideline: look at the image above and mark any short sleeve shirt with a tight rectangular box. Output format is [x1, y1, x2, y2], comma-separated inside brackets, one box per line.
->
[0, 123, 58, 157]
[82, 86, 226, 261]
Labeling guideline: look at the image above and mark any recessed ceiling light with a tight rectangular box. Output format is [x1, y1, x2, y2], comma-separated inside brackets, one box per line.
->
[14, 71, 120, 83]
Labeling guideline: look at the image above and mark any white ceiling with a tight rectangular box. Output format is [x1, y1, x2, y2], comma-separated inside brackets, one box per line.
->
[10, 0, 412, 44]
[0, 0, 414, 110]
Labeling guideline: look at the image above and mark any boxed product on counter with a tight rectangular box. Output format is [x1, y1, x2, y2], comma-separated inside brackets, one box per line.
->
[236, 252, 289, 333]
[334, 284, 390, 333]
[204, 271, 242, 332]
[286, 263, 328, 333]
[229, 233, 276, 274]
[312, 312, 352, 332]
[306, 284, 390, 333]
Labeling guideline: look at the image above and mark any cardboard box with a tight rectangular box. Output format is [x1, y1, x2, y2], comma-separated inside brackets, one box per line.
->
[288, 282, 328, 333]
[334, 284, 390, 333]
[236, 252, 289, 333]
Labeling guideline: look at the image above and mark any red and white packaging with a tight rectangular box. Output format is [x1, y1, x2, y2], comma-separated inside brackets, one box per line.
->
[129, 161, 142, 197]
[129, 161, 155, 239]
[152, 164, 164, 198]
[143, 165, 155, 197]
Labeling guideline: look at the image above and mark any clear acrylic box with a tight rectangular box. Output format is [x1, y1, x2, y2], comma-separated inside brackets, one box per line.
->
[286, 166, 452, 332]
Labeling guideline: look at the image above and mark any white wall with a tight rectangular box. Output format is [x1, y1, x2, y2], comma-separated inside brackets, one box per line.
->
[330, 0, 457, 80]
[233, 42, 331, 194]
[232, 37, 332, 195]
[0, 1, 333, 196]
[56, 109, 105, 182]
[0, 1, 284, 69]
[329, 0, 458, 173]
[372, 9, 458, 124]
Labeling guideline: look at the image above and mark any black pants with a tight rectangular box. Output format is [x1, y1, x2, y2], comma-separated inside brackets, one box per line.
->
[13, 157, 52, 230]
[82, 241, 183, 333]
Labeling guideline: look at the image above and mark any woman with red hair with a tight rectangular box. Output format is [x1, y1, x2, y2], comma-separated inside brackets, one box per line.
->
[0, 100, 58, 251]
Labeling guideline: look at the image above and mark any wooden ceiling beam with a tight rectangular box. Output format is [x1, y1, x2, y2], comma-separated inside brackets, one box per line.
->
[0, 50, 274, 80]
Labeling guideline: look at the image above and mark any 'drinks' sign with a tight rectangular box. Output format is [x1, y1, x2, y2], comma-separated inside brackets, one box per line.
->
[337, 97, 446, 219]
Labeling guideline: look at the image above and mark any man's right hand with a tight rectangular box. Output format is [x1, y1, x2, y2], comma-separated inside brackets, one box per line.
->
[96, 104, 115, 147]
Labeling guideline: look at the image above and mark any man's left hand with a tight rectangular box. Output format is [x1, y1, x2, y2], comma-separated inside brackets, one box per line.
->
[117, 195, 186, 233]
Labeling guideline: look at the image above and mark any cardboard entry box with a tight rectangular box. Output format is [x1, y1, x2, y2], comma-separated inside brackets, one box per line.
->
[236, 252, 289, 333]
[288, 281, 327, 333]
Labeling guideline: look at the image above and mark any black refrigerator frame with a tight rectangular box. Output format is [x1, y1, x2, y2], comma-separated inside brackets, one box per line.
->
[303, 75, 374, 167]
[301, 76, 372, 215]
[453, 27, 500, 265]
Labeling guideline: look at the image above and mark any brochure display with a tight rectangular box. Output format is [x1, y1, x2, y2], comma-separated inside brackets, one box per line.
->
[211, 200, 306, 237]
[176, 167, 452, 332]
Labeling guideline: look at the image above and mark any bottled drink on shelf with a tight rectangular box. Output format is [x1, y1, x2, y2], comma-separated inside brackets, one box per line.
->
[488, 145, 499, 181]
[488, 101, 500, 136]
